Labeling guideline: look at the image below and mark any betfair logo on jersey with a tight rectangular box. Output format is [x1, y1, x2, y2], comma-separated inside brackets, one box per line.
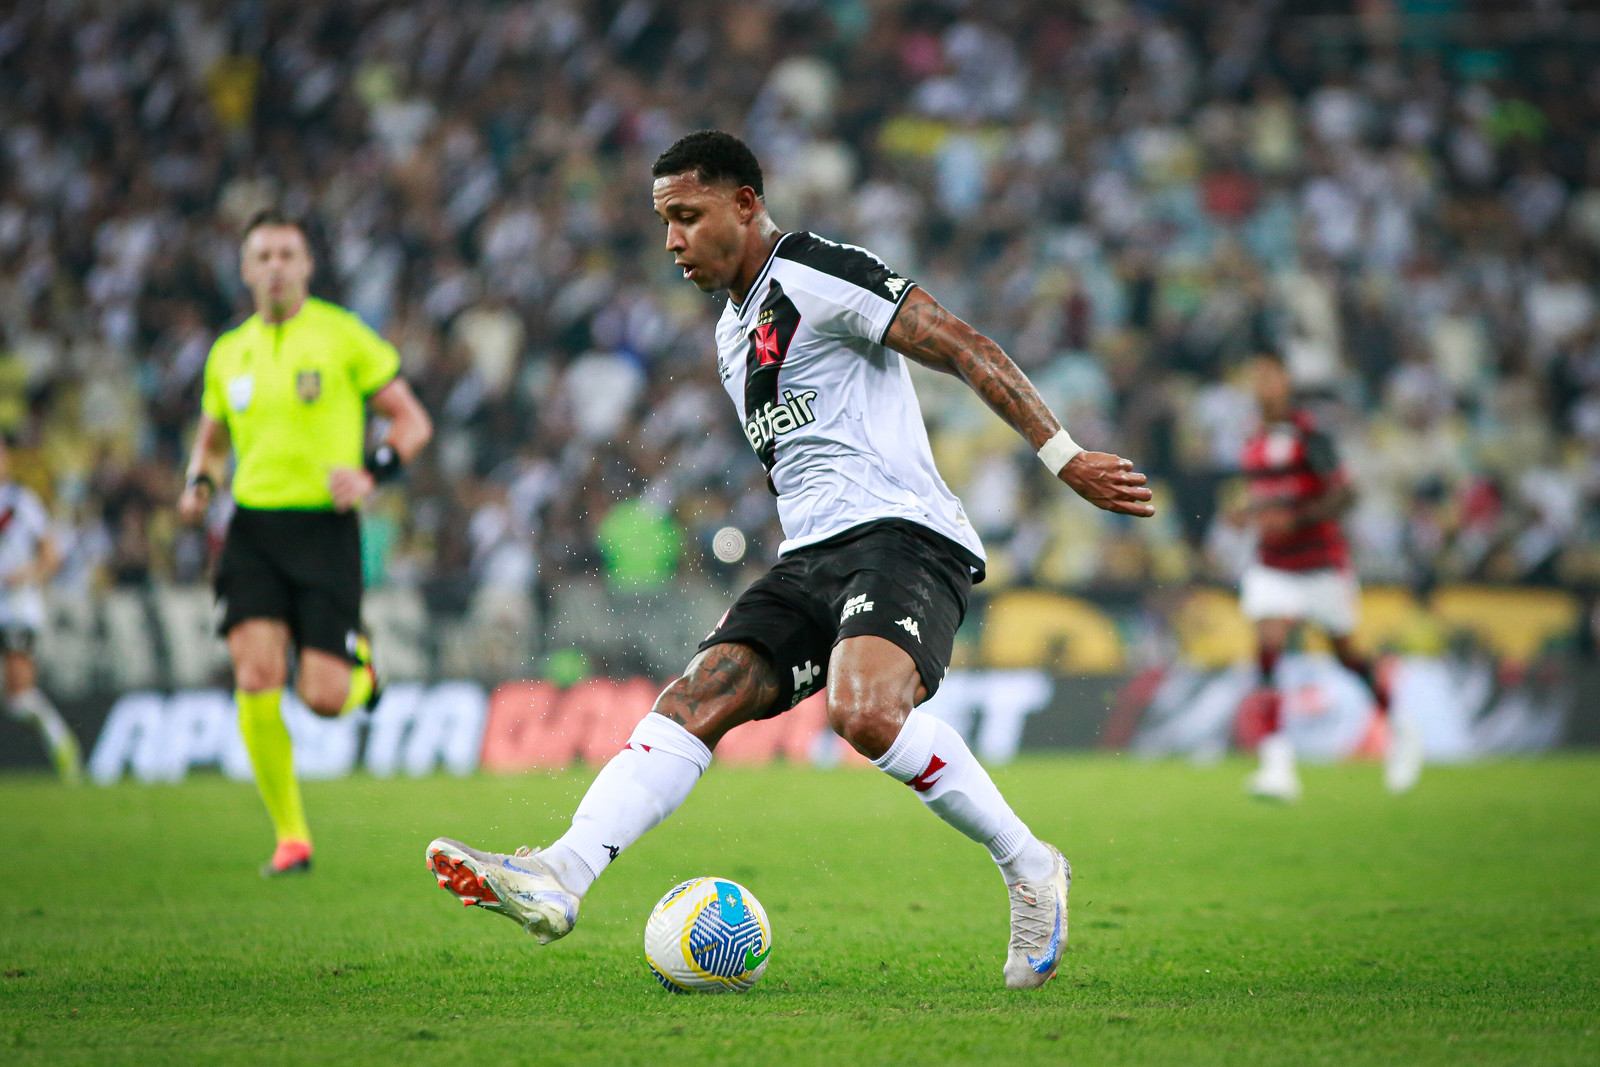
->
[743, 389, 819, 455]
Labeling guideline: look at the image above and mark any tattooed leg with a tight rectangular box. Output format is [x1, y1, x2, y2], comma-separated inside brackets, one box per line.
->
[537, 644, 777, 894]
[653, 642, 780, 749]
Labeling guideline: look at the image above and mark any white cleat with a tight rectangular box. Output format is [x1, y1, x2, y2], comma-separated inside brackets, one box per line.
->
[1385, 717, 1424, 794]
[1003, 844, 1069, 990]
[425, 838, 580, 944]
[1250, 733, 1301, 802]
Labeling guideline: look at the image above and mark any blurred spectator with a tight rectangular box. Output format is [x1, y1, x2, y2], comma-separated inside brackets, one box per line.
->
[1, 0, 1599, 611]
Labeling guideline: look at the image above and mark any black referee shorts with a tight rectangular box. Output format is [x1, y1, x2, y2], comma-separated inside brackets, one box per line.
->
[698, 519, 982, 719]
[215, 506, 364, 661]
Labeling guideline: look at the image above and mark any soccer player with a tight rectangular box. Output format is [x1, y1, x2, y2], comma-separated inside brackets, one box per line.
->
[179, 210, 432, 876]
[1235, 353, 1422, 799]
[426, 131, 1154, 989]
[0, 438, 78, 784]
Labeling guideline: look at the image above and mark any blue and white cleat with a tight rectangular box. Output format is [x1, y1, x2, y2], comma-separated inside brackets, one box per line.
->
[1003, 844, 1070, 990]
[426, 838, 580, 945]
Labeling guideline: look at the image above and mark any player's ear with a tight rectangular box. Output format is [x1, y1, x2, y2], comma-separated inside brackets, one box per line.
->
[735, 185, 758, 223]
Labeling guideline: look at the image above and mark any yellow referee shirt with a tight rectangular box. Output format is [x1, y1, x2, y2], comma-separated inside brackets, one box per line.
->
[201, 298, 400, 510]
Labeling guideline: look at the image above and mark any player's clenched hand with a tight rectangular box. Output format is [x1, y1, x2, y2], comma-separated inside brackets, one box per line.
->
[1058, 451, 1155, 517]
[328, 467, 376, 511]
[177, 484, 210, 526]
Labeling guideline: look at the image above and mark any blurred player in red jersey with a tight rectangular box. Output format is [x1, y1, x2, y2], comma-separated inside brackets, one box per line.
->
[1235, 354, 1422, 799]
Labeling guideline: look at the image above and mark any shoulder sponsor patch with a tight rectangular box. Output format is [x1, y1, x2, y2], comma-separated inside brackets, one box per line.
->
[227, 374, 254, 411]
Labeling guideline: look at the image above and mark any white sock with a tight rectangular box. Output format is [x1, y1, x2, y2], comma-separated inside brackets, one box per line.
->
[873, 710, 1056, 885]
[543, 712, 711, 896]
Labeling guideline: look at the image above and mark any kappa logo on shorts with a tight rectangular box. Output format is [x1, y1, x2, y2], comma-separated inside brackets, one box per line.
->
[896, 617, 921, 641]
[841, 594, 873, 621]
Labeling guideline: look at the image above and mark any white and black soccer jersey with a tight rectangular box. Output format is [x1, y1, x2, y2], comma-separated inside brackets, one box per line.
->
[713, 231, 986, 570]
[0, 481, 51, 632]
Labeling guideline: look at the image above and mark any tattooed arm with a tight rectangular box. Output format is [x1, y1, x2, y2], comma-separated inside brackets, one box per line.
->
[883, 287, 1155, 518]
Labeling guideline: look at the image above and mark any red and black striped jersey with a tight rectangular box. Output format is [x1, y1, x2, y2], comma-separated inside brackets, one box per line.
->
[1239, 411, 1350, 571]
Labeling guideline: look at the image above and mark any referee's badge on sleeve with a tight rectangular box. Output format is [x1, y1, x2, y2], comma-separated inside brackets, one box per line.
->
[227, 374, 253, 412]
[296, 369, 322, 403]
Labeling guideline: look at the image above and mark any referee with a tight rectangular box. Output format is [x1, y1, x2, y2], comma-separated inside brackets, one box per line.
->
[179, 209, 432, 876]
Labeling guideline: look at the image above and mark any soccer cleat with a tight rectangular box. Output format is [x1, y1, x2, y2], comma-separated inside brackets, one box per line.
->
[425, 838, 580, 944]
[1003, 844, 1069, 990]
[262, 839, 312, 878]
[1250, 733, 1301, 802]
[1385, 716, 1424, 794]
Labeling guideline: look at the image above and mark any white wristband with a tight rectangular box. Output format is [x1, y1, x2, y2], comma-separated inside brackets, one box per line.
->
[1037, 429, 1083, 476]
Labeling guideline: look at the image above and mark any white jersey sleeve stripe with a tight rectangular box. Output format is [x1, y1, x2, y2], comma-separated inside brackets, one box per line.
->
[775, 233, 916, 344]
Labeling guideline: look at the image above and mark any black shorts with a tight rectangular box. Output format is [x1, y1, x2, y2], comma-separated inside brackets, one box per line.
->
[0, 625, 36, 656]
[215, 506, 364, 660]
[699, 519, 982, 719]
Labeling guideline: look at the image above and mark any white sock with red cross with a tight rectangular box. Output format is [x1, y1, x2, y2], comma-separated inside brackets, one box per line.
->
[541, 713, 711, 896]
[872, 710, 1056, 885]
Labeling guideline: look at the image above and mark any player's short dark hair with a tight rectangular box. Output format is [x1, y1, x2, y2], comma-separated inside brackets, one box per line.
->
[651, 130, 764, 196]
[242, 208, 310, 244]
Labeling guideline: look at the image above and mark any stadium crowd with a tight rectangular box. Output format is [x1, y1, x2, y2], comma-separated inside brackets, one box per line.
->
[2, 0, 1599, 631]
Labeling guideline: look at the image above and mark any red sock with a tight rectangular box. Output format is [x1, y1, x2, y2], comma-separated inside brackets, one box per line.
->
[1258, 645, 1282, 735]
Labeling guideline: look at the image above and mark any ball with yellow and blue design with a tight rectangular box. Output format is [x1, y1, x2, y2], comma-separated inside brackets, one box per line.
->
[644, 877, 773, 993]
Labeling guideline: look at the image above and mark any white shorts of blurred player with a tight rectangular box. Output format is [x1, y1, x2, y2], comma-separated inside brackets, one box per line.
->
[1239, 564, 1359, 637]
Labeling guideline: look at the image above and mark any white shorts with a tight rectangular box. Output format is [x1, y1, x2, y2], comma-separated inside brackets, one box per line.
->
[1239, 564, 1359, 637]
[0, 587, 44, 634]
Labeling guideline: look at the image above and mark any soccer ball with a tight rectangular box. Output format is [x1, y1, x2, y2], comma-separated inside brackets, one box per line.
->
[644, 877, 773, 994]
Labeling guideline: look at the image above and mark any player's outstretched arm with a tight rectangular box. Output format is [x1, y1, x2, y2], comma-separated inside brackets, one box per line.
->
[178, 414, 231, 525]
[884, 288, 1155, 518]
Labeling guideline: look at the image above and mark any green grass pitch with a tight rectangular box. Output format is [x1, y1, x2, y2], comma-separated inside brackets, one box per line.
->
[2, 756, 1597, 1065]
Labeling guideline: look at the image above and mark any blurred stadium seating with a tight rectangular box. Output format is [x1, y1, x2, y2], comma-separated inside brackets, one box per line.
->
[24, 580, 1579, 696]
[2, 0, 1599, 696]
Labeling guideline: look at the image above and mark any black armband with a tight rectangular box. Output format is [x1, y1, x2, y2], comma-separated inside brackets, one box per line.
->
[364, 444, 404, 483]
[185, 471, 215, 494]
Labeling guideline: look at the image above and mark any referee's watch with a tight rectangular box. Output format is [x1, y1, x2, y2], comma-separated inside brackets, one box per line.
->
[364, 444, 404, 483]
